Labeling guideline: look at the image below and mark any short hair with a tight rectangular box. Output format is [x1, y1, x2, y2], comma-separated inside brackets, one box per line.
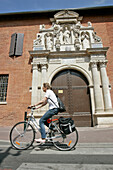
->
[43, 83, 51, 89]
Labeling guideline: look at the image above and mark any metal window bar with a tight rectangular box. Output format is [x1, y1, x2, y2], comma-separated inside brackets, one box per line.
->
[0, 75, 9, 102]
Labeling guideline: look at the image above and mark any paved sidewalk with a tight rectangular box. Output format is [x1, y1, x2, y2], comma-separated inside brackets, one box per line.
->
[0, 126, 113, 170]
[0, 125, 113, 143]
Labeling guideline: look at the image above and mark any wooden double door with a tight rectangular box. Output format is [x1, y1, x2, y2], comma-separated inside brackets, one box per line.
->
[51, 69, 92, 127]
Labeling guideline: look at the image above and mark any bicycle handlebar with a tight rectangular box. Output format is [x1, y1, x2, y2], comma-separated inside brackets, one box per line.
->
[27, 106, 36, 110]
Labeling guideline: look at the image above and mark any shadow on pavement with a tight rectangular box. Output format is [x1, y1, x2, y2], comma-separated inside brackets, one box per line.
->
[0, 146, 21, 164]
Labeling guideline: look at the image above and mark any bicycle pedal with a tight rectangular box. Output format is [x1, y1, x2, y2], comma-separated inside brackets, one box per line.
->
[46, 138, 52, 142]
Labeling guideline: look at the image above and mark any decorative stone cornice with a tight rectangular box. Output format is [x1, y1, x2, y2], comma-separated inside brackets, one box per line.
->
[87, 47, 109, 55]
[29, 47, 109, 60]
[29, 50, 50, 59]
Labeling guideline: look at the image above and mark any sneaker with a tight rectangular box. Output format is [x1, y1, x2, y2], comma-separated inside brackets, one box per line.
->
[34, 138, 46, 144]
[35, 147, 41, 151]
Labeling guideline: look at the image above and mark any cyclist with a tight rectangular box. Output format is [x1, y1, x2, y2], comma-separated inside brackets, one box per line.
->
[29, 83, 59, 143]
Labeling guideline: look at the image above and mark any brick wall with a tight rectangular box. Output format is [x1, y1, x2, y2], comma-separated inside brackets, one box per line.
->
[0, 15, 50, 126]
[0, 9, 113, 126]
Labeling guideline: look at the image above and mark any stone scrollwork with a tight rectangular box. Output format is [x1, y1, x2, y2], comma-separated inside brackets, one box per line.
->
[92, 32, 102, 43]
[34, 34, 42, 45]
[53, 24, 61, 36]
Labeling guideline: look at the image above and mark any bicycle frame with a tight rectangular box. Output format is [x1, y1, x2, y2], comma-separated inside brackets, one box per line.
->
[27, 109, 40, 132]
[27, 108, 63, 141]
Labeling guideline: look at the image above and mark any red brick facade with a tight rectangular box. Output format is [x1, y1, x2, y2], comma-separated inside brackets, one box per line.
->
[0, 7, 113, 126]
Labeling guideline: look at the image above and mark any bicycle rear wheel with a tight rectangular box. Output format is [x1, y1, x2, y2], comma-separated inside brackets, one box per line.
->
[10, 121, 35, 150]
[52, 128, 78, 151]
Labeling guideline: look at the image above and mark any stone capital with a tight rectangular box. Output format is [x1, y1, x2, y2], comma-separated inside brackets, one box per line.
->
[99, 60, 108, 68]
[31, 63, 38, 71]
[40, 62, 48, 70]
[89, 60, 98, 68]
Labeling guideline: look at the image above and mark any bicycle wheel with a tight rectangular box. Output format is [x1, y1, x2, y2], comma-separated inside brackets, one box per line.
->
[52, 128, 78, 151]
[10, 121, 35, 150]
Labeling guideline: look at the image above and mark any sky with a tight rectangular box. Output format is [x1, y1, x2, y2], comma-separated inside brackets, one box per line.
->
[0, 0, 113, 14]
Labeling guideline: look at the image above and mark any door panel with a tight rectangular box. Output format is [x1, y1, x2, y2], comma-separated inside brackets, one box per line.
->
[51, 69, 92, 126]
[72, 88, 90, 113]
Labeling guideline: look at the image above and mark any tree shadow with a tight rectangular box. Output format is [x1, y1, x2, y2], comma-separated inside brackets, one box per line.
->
[0, 146, 21, 164]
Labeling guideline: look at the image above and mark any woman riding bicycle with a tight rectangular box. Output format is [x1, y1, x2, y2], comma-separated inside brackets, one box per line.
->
[29, 83, 59, 143]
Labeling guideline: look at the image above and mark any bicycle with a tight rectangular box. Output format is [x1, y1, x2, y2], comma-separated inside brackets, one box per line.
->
[10, 107, 78, 151]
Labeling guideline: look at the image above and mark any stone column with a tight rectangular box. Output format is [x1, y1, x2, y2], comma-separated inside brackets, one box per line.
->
[40, 63, 48, 113]
[40, 63, 48, 98]
[99, 60, 112, 111]
[90, 61, 104, 112]
[31, 63, 38, 105]
[41, 63, 48, 85]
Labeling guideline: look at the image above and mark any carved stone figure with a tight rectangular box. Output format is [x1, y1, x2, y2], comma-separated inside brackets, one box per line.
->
[81, 32, 90, 49]
[88, 21, 92, 27]
[63, 27, 71, 44]
[76, 21, 81, 29]
[45, 33, 53, 50]
[40, 24, 45, 30]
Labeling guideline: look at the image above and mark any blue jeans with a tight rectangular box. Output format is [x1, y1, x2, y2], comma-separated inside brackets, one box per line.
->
[39, 108, 59, 139]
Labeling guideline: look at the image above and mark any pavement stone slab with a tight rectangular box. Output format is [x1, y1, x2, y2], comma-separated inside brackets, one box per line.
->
[16, 163, 113, 170]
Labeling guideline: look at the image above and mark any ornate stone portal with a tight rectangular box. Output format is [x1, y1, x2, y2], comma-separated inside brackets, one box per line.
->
[29, 10, 113, 126]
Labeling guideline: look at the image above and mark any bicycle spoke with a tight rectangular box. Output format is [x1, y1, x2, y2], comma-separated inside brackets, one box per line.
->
[10, 122, 35, 150]
[52, 127, 78, 151]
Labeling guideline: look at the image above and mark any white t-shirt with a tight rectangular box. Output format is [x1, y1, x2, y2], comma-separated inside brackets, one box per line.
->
[45, 89, 59, 109]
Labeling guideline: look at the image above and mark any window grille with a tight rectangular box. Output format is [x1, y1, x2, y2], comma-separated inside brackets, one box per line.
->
[0, 75, 9, 102]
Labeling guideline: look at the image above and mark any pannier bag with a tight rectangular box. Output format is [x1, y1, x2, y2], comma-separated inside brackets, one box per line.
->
[59, 117, 75, 135]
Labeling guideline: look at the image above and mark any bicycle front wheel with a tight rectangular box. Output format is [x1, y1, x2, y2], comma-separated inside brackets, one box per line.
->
[10, 121, 35, 150]
[53, 128, 78, 151]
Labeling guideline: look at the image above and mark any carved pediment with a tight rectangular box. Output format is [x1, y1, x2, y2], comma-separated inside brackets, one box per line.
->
[54, 10, 79, 19]
[51, 10, 82, 24]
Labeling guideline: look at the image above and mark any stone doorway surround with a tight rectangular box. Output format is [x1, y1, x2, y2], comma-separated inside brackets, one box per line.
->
[29, 10, 113, 126]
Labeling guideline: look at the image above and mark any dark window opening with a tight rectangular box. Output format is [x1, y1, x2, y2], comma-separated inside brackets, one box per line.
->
[0, 75, 9, 102]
